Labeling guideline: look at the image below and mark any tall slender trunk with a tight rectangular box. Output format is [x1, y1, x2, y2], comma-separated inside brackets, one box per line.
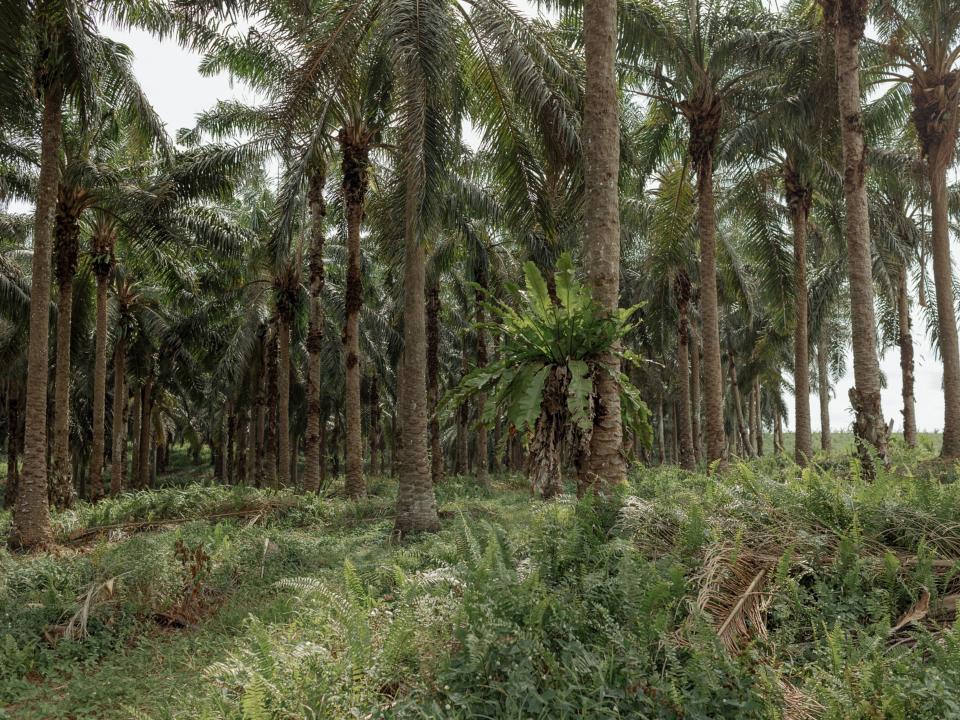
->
[89, 270, 110, 500]
[319, 412, 328, 488]
[129, 385, 140, 493]
[675, 276, 695, 470]
[474, 278, 489, 490]
[51, 194, 82, 508]
[456, 338, 469, 475]
[786, 166, 812, 466]
[824, 0, 889, 472]
[657, 398, 666, 464]
[277, 318, 291, 488]
[582, 0, 626, 491]
[690, 324, 702, 463]
[394, 172, 439, 536]
[728, 354, 755, 458]
[427, 280, 444, 484]
[753, 378, 764, 456]
[897, 264, 917, 448]
[369, 378, 381, 477]
[817, 332, 832, 453]
[341, 132, 368, 498]
[137, 376, 154, 490]
[693, 151, 726, 465]
[226, 401, 236, 484]
[110, 339, 126, 495]
[4, 383, 19, 510]
[303, 170, 326, 493]
[237, 407, 248, 485]
[254, 333, 267, 488]
[11, 84, 63, 549]
[774, 407, 783, 454]
[928, 155, 960, 457]
[748, 383, 758, 455]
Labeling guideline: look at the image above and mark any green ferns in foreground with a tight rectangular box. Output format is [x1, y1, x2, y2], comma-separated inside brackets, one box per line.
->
[4, 449, 960, 718]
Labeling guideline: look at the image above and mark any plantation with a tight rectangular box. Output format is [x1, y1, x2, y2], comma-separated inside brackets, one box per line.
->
[5, 0, 960, 716]
[3, 441, 960, 719]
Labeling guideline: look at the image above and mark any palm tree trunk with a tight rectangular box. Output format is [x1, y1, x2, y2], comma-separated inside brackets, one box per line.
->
[474, 282, 489, 490]
[89, 272, 109, 501]
[427, 280, 444, 484]
[277, 316, 291, 488]
[695, 155, 727, 466]
[582, 0, 626, 491]
[827, 0, 889, 472]
[753, 378, 764, 456]
[51, 200, 81, 508]
[237, 407, 248, 485]
[394, 174, 439, 536]
[927, 155, 960, 457]
[897, 264, 917, 448]
[138, 376, 154, 490]
[817, 332, 832, 453]
[786, 169, 813, 466]
[690, 324, 702, 464]
[729, 354, 755, 458]
[675, 278, 695, 470]
[303, 171, 326, 493]
[774, 407, 783, 454]
[341, 133, 368, 498]
[10, 84, 63, 549]
[369, 378, 381, 476]
[4, 383, 19, 510]
[110, 339, 126, 495]
[129, 385, 140, 492]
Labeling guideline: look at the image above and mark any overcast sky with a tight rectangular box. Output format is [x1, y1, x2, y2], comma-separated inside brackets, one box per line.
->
[99, 12, 946, 435]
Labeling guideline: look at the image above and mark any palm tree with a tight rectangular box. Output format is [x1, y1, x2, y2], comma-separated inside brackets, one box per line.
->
[580, 0, 626, 490]
[622, 0, 790, 466]
[873, 0, 960, 458]
[817, 0, 889, 471]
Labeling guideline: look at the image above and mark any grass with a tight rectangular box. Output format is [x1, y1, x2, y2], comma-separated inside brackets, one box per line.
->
[2, 439, 960, 718]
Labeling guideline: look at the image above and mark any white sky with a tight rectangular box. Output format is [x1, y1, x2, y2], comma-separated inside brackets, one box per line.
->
[100, 9, 946, 434]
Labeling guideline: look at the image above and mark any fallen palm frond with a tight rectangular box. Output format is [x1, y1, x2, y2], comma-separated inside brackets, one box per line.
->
[62, 499, 298, 545]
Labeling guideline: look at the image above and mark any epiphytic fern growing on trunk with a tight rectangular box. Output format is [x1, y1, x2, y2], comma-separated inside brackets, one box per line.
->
[444, 253, 652, 498]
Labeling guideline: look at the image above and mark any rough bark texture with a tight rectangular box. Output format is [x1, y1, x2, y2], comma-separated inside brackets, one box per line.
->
[88, 272, 110, 501]
[786, 166, 813, 466]
[694, 154, 726, 466]
[260, 334, 277, 488]
[897, 265, 917, 448]
[137, 376, 154, 490]
[817, 333, 832, 453]
[11, 85, 62, 549]
[129, 387, 140, 493]
[456, 340, 469, 476]
[394, 177, 439, 536]
[728, 354, 755, 458]
[426, 281, 444, 485]
[474, 276, 489, 490]
[753, 378, 764, 456]
[675, 274, 695, 470]
[910, 61, 960, 457]
[690, 324, 702, 463]
[303, 170, 326, 493]
[50, 190, 83, 508]
[823, 0, 889, 473]
[4, 385, 19, 510]
[369, 379, 381, 476]
[110, 339, 126, 495]
[341, 131, 369, 498]
[277, 316, 291, 488]
[582, 0, 626, 491]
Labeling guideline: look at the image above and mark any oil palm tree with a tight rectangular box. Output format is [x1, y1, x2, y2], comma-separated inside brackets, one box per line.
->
[620, 0, 793, 466]
[873, 0, 960, 458]
[817, 0, 889, 471]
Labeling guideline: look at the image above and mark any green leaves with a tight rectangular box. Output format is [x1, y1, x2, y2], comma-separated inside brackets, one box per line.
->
[444, 252, 652, 453]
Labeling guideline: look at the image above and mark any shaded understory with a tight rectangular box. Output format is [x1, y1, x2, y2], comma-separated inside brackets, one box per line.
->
[2, 435, 960, 719]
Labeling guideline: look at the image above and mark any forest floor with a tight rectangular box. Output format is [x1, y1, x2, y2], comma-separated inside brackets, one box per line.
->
[3, 435, 960, 719]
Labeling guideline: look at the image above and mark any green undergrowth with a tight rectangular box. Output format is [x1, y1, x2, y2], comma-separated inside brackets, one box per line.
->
[4, 443, 960, 718]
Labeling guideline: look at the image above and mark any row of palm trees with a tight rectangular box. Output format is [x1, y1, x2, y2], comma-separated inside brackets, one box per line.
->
[1, 0, 959, 550]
